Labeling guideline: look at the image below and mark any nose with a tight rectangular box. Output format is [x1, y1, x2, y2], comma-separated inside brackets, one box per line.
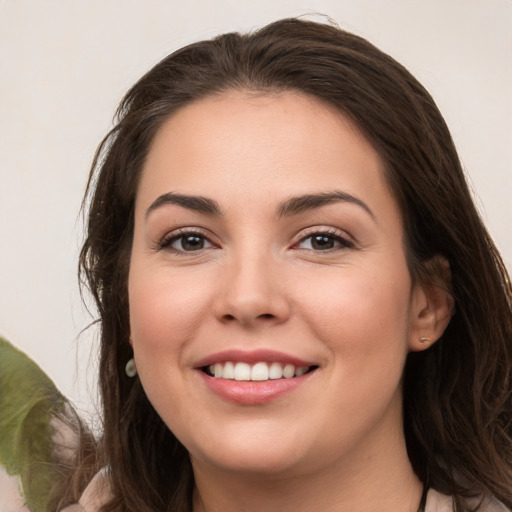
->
[213, 253, 291, 328]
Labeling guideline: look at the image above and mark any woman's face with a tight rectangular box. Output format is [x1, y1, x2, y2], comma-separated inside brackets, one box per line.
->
[129, 90, 427, 479]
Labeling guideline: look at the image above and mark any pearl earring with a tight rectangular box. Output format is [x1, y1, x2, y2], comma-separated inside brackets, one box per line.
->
[419, 336, 431, 343]
[125, 358, 137, 377]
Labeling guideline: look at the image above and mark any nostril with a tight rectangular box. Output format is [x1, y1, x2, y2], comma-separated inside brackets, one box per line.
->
[221, 312, 276, 324]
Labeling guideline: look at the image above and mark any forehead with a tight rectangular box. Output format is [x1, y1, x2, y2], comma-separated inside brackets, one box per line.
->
[136, 90, 396, 219]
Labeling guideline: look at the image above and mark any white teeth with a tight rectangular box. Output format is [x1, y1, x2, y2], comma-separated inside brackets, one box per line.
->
[268, 362, 283, 379]
[234, 362, 251, 381]
[223, 361, 235, 379]
[208, 361, 312, 381]
[282, 364, 295, 379]
[295, 366, 308, 377]
[251, 362, 269, 381]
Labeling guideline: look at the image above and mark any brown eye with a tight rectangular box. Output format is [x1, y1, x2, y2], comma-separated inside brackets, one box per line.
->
[297, 232, 353, 251]
[310, 235, 336, 250]
[162, 233, 213, 252]
[179, 235, 206, 251]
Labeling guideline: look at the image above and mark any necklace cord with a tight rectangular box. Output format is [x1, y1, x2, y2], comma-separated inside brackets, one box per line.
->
[417, 482, 429, 512]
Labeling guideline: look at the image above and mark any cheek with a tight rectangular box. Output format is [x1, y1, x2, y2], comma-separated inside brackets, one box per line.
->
[127, 264, 214, 426]
[297, 262, 412, 368]
[128, 262, 212, 367]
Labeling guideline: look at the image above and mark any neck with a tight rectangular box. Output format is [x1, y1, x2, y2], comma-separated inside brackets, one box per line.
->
[192, 431, 423, 512]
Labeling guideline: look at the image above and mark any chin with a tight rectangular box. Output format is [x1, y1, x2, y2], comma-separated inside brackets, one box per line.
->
[194, 448, 305, 477]
[186, 423, 311, 477]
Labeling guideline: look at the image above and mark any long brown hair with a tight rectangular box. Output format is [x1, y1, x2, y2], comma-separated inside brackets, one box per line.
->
[78, 18, 512, 511]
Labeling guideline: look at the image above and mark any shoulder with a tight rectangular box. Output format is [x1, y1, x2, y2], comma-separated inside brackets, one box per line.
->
[425, 489, 453, 512]
[476, 495, 511, 512]
[59, 467, 112, 512]
[425, 489, 510, 512]
[78, 467, 112, 511]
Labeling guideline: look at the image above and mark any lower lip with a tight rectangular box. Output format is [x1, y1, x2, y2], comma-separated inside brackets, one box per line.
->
[198, 370, 315, 405]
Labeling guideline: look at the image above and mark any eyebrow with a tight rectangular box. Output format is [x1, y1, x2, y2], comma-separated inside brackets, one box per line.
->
[276, 191, 375, 220]
[145, 193, 222, 218]
[145, 190, 374, 221]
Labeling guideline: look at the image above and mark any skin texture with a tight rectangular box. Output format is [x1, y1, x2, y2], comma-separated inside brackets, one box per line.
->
[128, 91, 453, 512]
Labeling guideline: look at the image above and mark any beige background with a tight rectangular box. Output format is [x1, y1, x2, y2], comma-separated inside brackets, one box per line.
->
[1, 0, 511, 419]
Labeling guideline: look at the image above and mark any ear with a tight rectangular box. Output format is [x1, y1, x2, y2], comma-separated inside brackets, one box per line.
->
[408, 256, 455, 352]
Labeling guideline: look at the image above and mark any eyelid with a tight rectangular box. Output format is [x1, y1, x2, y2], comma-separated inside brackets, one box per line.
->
[157, 227, 219, 252]
[154, 225, 355, 253]
[291, 226, 355, 250]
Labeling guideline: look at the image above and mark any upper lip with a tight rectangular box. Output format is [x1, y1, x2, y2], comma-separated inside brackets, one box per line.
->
[194, 349, 316, 369]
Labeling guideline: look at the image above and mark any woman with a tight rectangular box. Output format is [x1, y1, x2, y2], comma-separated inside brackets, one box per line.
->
[2, 17, 511, 512]
[75, 17, 512, 511]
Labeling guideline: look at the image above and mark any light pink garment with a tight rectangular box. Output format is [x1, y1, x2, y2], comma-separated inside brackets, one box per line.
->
[59, 468, 111, 512]
[425, 488, 510, 512]
[4, 465, 509, 512]
[0, 466, 31, 512]
[425, 489, 454, 511]
[63, 477, 510, 512]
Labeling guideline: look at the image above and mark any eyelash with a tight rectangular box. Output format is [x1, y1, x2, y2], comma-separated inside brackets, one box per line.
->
[159, 228, 215, 254]
[158, 228, 354, 254]
[293, 229, 354, 252]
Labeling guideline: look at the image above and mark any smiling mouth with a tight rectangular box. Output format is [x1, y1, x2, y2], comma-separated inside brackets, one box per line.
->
[203, 361, 318, 381]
